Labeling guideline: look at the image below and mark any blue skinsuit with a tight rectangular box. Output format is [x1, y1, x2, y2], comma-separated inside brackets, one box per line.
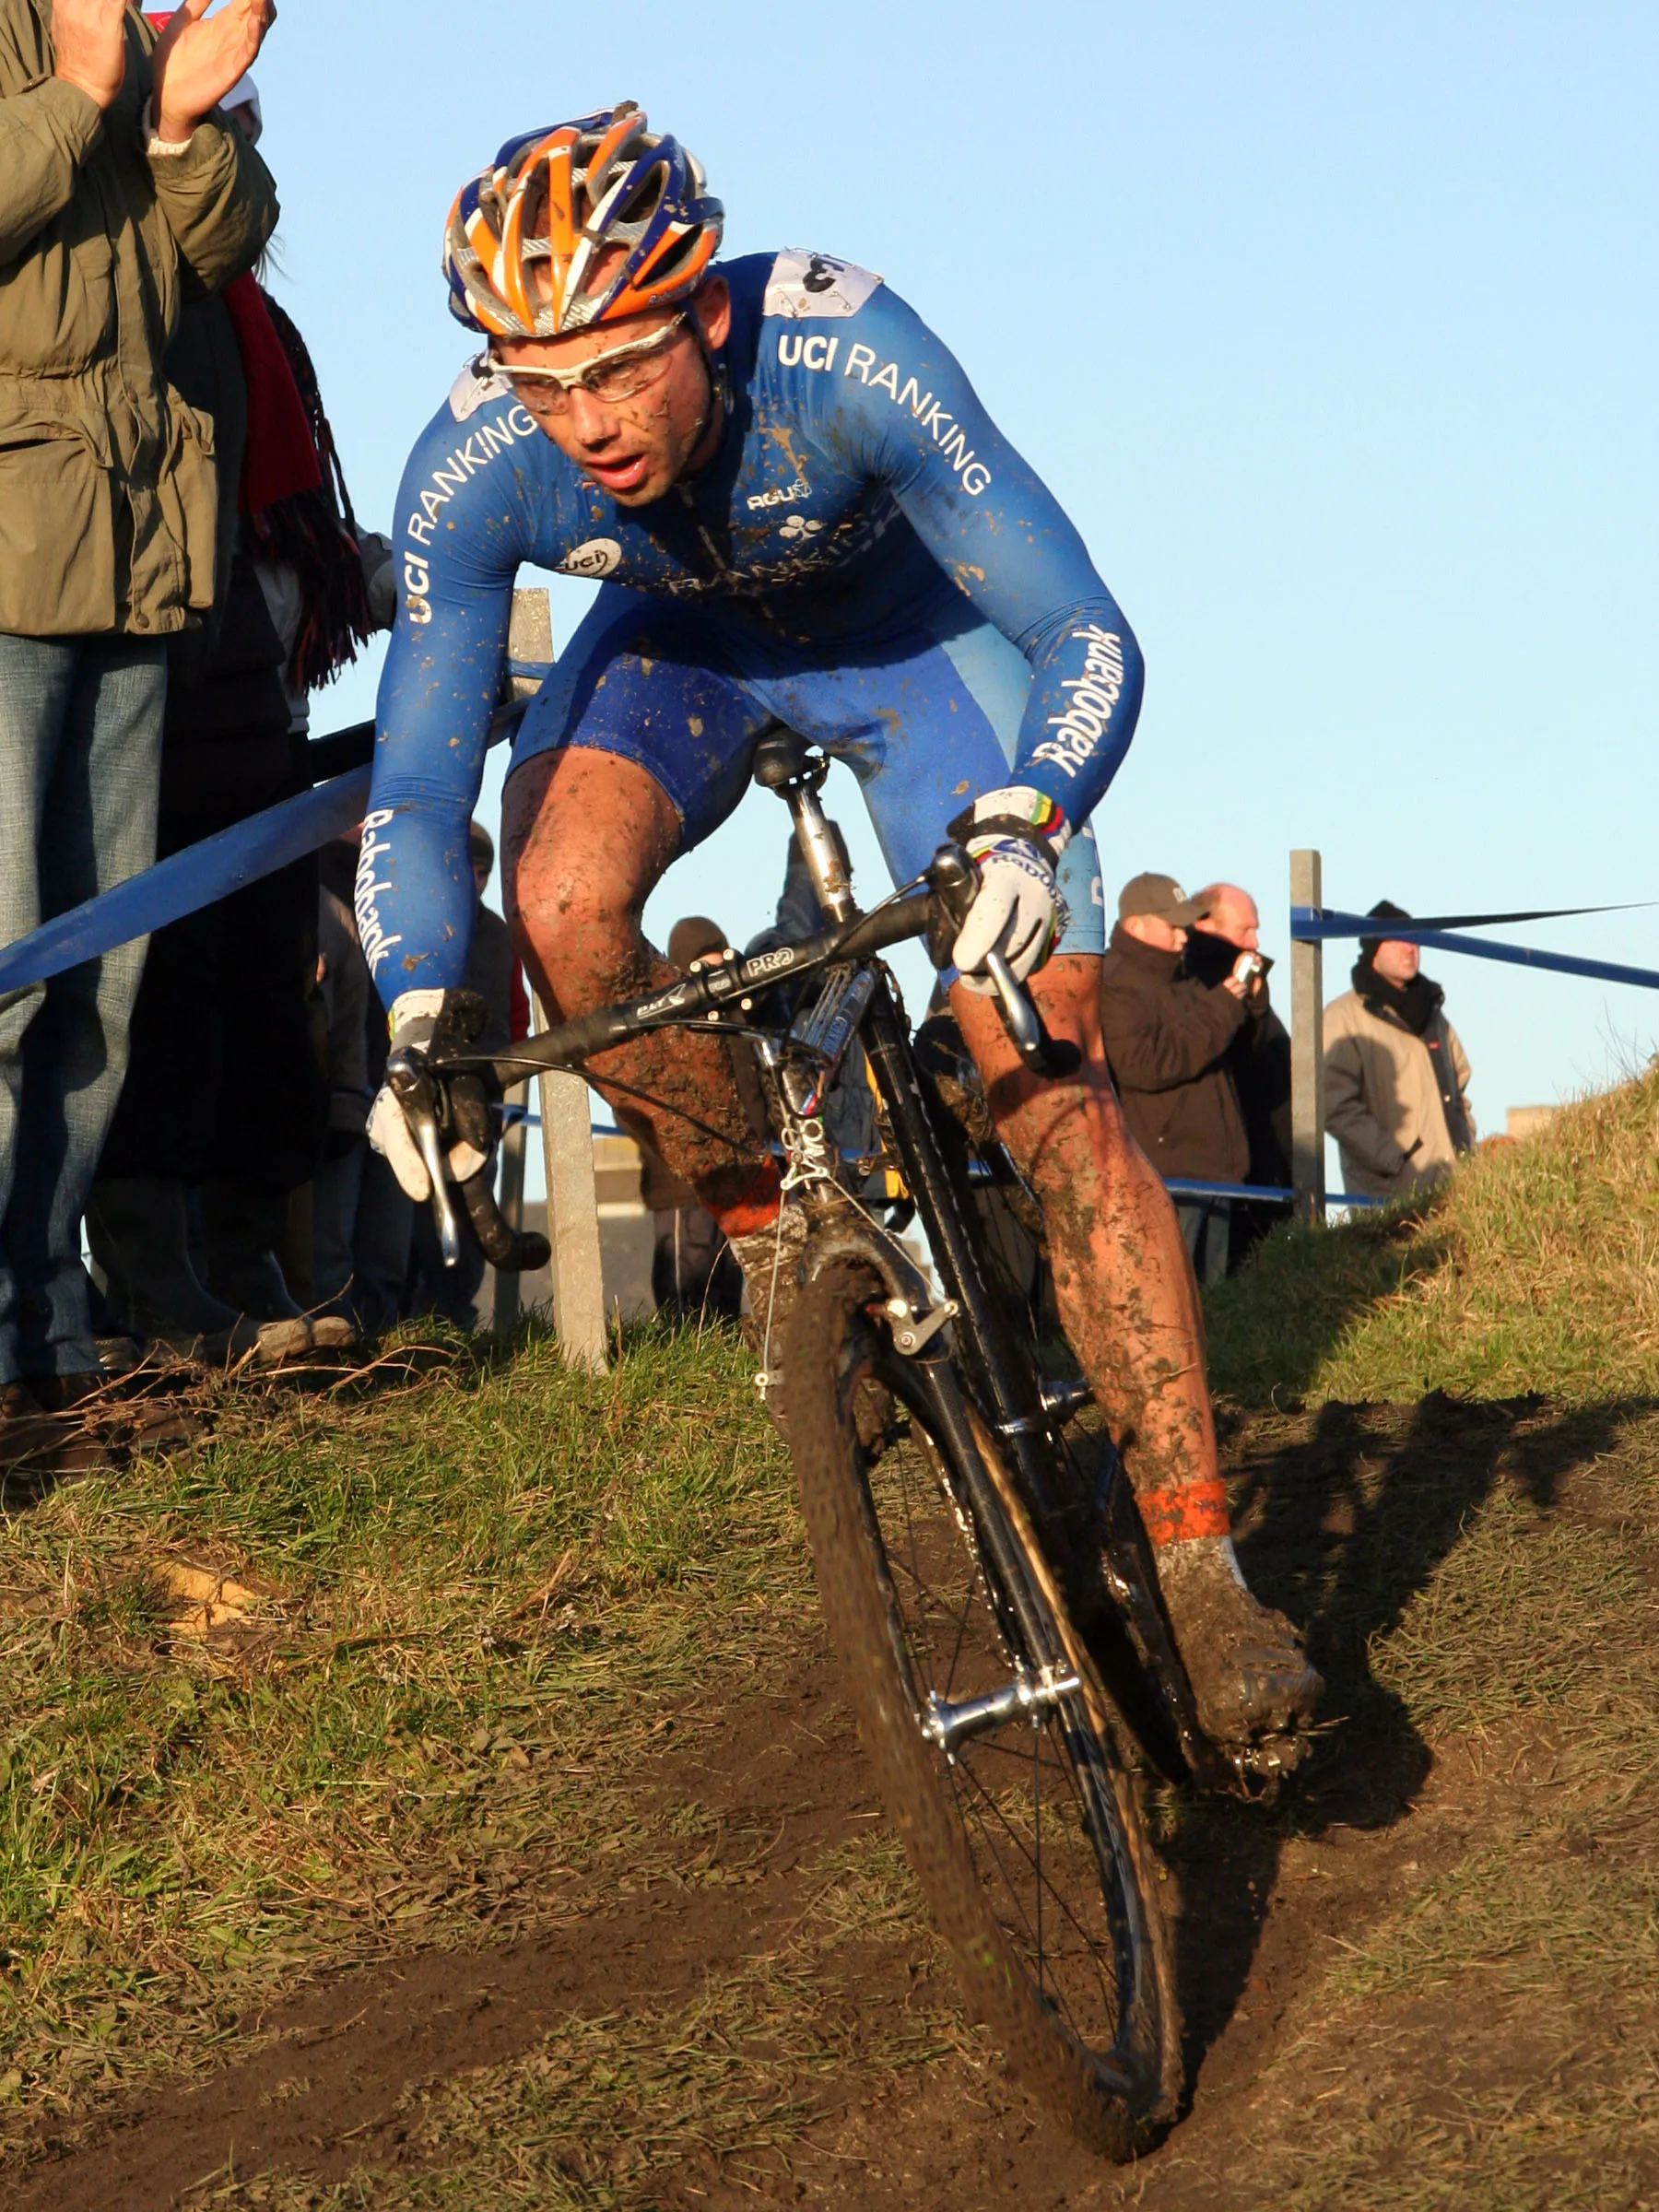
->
[359, 248, 1144, 998]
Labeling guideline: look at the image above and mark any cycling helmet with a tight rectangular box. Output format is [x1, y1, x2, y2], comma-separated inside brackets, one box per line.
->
[443, 102, 724, 338]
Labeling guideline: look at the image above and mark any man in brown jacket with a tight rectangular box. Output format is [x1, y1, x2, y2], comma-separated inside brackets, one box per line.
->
[1324, 900, 1475, 1200]
[0, 0, 276, 1441]
[1099, 872, 1252, 1283]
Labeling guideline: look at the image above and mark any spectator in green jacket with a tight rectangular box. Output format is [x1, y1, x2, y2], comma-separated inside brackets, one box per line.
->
[0, 0, 276, 1464]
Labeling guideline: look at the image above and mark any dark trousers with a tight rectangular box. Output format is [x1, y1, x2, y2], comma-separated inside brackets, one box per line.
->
[1174, 1196, 1232, 1288]
[350, 1147, 414, 1336]
[652, 1204, 742, 1321]
[99, 854, 327, 1190]
[406, 1162, 489, 1330]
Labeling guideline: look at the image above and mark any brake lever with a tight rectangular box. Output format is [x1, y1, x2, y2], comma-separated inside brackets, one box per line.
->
[985, 950, 1083, 1080]
[385, 1047, 463, 1267]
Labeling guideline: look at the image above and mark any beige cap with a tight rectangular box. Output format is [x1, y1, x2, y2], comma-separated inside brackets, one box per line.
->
[1117, 872, 1209, 926]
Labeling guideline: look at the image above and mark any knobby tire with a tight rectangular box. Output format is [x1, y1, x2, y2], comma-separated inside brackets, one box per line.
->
[786, 1257, 1182, 2159]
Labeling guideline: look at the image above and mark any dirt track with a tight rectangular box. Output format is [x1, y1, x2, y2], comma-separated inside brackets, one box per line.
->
[10, 1394, 1637, 2210]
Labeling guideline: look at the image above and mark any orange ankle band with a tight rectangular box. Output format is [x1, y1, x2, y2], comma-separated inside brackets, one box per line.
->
[712, 1161, 782, 1240]
[1137, 1478, 1231, 1547]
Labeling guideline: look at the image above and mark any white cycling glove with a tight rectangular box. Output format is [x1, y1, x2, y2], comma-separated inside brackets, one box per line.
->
[948, 787, 1072, 994]
[367, 989, 493, 1203]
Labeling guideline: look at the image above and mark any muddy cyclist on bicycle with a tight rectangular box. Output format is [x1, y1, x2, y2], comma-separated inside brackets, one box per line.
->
[358, 101, 1320, 1761]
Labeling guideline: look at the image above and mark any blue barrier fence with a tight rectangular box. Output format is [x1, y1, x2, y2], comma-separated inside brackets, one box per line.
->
[510, 1114, 1382, 1213]
[1290, 905, 1659, 992]
[0, 706, 1621, 1230]
[0, 769, 371, 1001]
[0, 685, 542, 1004]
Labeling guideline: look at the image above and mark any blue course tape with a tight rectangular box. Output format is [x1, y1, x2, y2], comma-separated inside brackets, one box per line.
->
[0, 768, 371, 1001]
[1289, 907, 1659, 994]
[1163, 1174, 1382, 1209]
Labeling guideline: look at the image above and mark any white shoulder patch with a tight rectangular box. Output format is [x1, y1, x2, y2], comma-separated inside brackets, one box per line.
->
[762, 249, 883, 322]
[449, 360, 509, 420]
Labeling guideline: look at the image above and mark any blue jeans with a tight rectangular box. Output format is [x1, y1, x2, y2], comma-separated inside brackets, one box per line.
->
[0, 634, 166, 1382]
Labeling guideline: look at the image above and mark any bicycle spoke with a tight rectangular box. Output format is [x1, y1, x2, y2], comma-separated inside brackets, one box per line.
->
[1033, 1713, 1044, 1996]
[951, 1737, 1122, 2039]
[817, 1312, 1165, 2110]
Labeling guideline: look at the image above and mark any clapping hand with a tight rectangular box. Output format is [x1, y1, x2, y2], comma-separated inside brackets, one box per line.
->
[151, 0, 276, 146]
[52, 0, 130, 111]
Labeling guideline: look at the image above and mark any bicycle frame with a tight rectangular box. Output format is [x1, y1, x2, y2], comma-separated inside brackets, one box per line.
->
[432, 737, 1241, 1793]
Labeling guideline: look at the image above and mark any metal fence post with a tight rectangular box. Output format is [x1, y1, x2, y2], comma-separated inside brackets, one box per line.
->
[1289, 849, 1326, 1225]
[531, 994, 607, 1371]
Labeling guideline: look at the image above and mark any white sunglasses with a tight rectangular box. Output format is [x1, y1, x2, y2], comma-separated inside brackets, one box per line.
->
[470, 314, 688, 406]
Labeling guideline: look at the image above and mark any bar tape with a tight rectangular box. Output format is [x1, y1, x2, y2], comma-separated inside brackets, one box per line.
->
[1290, 908, 1659, 993]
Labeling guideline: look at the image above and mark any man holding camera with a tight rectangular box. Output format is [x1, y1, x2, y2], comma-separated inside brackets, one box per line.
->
[1099, 873, 1254, 1284]
[1186, 881, 1293, 1268]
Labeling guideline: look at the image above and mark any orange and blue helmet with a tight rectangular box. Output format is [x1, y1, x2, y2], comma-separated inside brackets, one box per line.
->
[443, 102, 724, 338]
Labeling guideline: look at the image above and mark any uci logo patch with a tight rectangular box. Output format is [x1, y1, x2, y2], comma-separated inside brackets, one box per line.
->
[559, 538, 622, 580]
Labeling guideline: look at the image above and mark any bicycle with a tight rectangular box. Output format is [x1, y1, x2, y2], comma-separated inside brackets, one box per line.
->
[396, 732, 1283, 2158]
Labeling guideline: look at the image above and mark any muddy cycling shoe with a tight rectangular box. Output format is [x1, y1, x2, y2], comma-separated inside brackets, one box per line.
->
[1155, 1535, 1323, 1763]
[728, 1203, 811, 1428]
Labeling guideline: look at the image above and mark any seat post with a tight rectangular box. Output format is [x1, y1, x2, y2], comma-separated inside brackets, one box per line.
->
[750, 732, 857, 924]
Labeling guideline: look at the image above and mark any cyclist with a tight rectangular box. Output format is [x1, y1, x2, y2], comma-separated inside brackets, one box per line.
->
[360, 104, 1320, 1758]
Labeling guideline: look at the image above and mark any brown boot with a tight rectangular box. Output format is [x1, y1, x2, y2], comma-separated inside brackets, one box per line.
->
[0, 1382, 115, 1477]
[24, 1372, 202, 1456]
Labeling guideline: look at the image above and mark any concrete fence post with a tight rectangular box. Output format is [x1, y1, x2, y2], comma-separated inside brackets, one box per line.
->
[507, 586, 552, 693]
[531, 993, 607, 1371]
[487, 589, 554, 1338]
[1289, 848, 1326, 1225]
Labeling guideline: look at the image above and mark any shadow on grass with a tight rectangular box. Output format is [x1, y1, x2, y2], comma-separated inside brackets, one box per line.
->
[1202, 1196, 1448, 1406]
[1163, 1388, 1659, 2089]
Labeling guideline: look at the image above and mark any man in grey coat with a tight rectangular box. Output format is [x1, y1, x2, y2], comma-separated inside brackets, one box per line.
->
[0, 0, 276, 1448]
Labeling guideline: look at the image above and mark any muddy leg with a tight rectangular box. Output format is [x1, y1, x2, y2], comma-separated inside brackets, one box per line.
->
[949, 957, 1213, 1499]
[950, 956, 1320, 1749]
[501, 748, 772, 1226]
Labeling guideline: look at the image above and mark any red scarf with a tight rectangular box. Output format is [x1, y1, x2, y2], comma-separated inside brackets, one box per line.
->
[220, 273, 322, 515]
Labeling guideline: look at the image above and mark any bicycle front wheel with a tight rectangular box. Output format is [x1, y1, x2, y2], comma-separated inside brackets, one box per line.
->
[787, 1257, 1182, 2157]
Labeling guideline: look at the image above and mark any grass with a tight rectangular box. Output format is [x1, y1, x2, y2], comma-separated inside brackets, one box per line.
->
[0, 1321, 823, 2165]
[1204, 1058, 1659, 1406]
[18, 1063, 1659, 2204]
[1128, 1385, 1659, 2212]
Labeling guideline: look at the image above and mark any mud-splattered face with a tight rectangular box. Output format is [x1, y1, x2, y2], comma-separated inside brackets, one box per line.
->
[495, 277, 733, 508]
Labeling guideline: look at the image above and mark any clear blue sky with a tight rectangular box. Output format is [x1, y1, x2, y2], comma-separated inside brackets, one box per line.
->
[257, 0, 1659, 1141]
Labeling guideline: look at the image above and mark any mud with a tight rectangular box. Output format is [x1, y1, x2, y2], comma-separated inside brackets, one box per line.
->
[9, 1393, 1628, 2210]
